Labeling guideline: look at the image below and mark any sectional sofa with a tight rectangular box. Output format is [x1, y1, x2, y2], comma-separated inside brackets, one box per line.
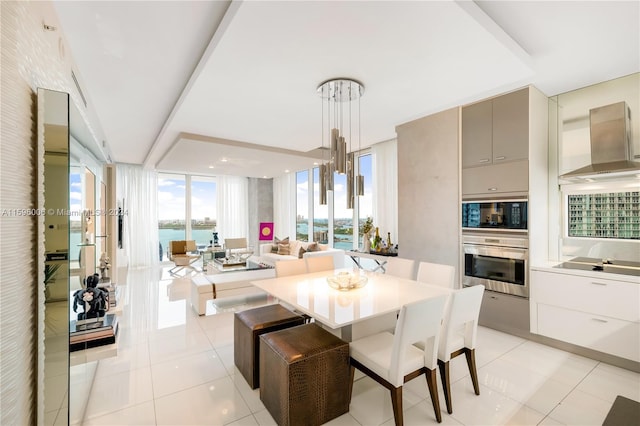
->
[259, 240, 345, 268]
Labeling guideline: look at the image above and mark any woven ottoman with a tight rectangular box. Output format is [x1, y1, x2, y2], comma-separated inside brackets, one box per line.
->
[259, 323, 350, 426]
[234, 304, 305, 389]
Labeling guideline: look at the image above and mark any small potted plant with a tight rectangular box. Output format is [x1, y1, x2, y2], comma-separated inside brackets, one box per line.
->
[44, 263, 61, 300]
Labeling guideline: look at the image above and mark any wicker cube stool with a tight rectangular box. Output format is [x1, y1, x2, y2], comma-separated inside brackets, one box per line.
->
[259, 323, 350, 426]
[234, 304, 305, 389]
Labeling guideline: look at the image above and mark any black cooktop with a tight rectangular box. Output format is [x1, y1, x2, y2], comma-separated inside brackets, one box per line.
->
[553, 257, 640, 277]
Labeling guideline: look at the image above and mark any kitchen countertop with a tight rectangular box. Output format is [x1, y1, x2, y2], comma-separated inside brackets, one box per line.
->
[532, 259, 640, 284]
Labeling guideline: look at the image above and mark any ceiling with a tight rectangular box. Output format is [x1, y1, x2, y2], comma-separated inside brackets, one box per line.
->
[53, 0, 639, 178]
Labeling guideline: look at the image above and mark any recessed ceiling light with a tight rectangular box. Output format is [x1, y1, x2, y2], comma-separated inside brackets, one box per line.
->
[208, 165, 214, 169]
[221, 158, 228, 162]
[263, 176, 267, 179]
[284, 169, 290, 173]
[313, 162, 318, 165]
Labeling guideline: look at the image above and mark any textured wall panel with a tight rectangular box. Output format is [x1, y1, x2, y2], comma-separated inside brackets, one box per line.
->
[396, 108, 461, 284]
[1, 2, 102, 424]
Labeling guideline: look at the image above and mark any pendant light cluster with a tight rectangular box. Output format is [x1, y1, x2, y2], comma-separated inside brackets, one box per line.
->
[317, 78, 365, 208]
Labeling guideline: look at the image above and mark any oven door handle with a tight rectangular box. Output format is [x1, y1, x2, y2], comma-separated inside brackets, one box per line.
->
[463, 244, 528, 260]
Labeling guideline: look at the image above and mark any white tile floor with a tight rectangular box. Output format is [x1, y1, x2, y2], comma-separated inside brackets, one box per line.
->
[73, 265, 639, 425]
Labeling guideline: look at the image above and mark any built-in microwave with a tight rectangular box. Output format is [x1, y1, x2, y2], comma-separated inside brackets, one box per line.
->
[462, 199, 528, 231]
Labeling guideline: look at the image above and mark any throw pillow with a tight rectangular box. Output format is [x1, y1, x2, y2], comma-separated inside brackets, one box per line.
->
[272, 236, 288, 253]
[298, 246, 306, 259]
[277, 242, 290, 256]
[306, 242, 318, 252]
[289, 240, 300, 258]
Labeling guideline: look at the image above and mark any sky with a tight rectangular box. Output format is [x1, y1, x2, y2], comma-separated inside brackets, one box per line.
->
[158, 175, 216, 221]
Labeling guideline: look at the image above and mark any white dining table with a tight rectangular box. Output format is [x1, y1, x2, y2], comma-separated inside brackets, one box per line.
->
[250, 269, 453, 341]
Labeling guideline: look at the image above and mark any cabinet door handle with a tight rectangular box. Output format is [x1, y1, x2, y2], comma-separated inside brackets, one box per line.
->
[488, 187, 498, 191]
[591, 282, 607, 286]
[478, 158, 490, 163]
[495, 156, 506, 161]
[591, 318, 608, 323]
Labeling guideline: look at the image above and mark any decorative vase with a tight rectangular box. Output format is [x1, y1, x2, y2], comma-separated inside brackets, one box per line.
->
[362, 231, 372, 252]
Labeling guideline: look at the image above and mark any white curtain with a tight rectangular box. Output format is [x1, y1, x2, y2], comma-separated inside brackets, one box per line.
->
[273, 173, 296, 239]
[116, 164, 159, 267]
[216, 175, 249, 242]
[372, 139, 398, 242]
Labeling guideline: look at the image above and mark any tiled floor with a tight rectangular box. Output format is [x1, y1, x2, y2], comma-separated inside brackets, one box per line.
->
[69, 265, 639, 425]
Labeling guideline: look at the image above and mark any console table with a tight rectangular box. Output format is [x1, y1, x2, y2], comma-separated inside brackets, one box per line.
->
[346, 250, 397, 273]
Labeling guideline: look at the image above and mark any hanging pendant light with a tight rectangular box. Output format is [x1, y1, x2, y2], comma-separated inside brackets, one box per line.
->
[317, 78, 364, 208]
[356, 90, 365, 196]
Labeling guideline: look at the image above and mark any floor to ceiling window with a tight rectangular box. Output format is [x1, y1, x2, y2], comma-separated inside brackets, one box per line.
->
[158, 173, 217, 260]
[157, 173, 186, 260]
[190, 176, 217, 247]
[313, 167, 329, 243]
[358, 153, 373, 249]
[333, 172, 352, 249]
[69, 167, 82, 266]
[295, 151, 371, 247]
[296, 170, 309, 242]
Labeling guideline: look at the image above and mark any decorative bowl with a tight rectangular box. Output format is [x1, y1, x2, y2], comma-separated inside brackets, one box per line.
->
[327, 272, 368, 291]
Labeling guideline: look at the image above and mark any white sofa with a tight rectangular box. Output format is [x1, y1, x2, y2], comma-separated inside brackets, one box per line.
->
[259, 241, 345, 268]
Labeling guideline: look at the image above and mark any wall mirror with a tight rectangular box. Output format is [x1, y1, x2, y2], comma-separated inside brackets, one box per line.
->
[550, 73, 640, 262]
[555, 73, 640, 176]
[40, 88, 71, 425]
[40, 87, 108, 424]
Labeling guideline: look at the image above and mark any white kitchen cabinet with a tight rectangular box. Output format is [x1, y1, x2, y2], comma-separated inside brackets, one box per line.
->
[537, 304, 639, 362]
[531, 269, 640, 362]
[461, 87, 529, 169]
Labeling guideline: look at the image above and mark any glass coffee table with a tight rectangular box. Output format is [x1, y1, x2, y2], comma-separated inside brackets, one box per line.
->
[212, 256, 273, 273]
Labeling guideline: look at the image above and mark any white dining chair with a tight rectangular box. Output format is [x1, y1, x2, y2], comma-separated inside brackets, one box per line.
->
[438, 284, 485, 414]
[416, 261, 455, 288]
[274, 259, 307, 277]
[384, 257, 416, 280]
[274, 259, 312, 323]
[349, 295, 449, 425]
[305, 255, 334, 273]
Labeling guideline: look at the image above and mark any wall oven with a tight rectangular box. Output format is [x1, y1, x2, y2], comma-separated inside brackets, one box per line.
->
[463, 234, 529, 298]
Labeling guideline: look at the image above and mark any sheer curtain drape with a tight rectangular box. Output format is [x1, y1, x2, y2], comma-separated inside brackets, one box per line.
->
[273, 173, 295, 239]
[116, 164, 159, 267]
[372, 139, 398, 241]
[216, 176, 249, 241]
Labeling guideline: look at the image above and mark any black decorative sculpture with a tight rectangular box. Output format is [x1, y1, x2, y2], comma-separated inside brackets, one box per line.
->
[72, 273, 107, 320]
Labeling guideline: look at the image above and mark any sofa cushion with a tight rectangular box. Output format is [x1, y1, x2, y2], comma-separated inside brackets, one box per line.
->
[289, 240, 301, 258]
[277, 242, 291, 255]
[298, 242, 318, 258]
[273, 236, 289, 253]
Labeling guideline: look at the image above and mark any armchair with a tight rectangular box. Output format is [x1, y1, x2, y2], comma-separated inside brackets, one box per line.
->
[169, 240, 200, 275]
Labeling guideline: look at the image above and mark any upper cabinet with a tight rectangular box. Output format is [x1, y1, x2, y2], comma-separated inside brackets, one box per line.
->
[492, 88, 529, 164]
[462, 87, 529, 169]
[461, 99, 492, 167]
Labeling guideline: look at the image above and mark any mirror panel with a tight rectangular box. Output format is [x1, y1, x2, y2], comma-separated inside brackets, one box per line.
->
[40, 88, 70, 425]
[40, 88, 107, 424]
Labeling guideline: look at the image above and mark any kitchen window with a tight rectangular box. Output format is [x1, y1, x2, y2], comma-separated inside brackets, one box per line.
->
[566, 190, 639, 240]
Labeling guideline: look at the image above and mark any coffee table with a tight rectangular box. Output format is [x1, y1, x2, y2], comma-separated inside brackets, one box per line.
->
[191, 257, 275, 315]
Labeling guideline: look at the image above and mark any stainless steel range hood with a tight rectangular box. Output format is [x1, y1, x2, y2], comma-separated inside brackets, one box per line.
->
[561, 101, 640, 180]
